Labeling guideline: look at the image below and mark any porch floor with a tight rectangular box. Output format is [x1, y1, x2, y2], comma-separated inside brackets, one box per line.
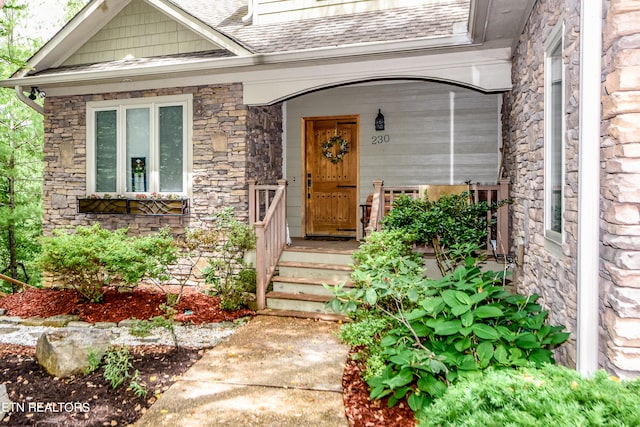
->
[288, 237, 360, 252]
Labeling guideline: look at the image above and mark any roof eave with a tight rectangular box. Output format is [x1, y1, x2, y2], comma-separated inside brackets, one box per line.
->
[2, 34, 474, 88]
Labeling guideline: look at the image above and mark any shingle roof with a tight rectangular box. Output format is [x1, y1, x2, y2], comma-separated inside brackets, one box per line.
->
[171, 0, 470, 54]
[26, 0, 471, 77]
[32, 50, 234, 76]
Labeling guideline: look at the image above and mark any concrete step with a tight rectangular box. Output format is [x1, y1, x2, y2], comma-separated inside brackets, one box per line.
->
[266, 291, 337, 314]
[277, 261, 353, 281]
[272, 276, 354, 296]
[279, 249, 354, 265]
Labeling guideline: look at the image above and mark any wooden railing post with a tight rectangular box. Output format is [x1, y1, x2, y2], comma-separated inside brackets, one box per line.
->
[254, 222, 267, 310]
[496, 178, 510, 256]
[248, 179, 256, 226]
[278, 179, 287, 218]
[366, 179, 384, 236]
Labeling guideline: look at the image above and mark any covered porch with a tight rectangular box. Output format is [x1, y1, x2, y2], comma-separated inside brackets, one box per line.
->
[248, 177, 510, 314]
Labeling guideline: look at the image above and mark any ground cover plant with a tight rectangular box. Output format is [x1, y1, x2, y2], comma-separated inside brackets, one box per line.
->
[330, 227, 570, 420]
[421, 364, 640, 427]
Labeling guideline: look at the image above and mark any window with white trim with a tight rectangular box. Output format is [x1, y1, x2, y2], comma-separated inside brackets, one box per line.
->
[544, 24, 564, 243]
[86, 95, 192, 196]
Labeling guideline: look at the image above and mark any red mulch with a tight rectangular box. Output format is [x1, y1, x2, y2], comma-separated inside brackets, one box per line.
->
[343, 349, 417, 427]
[0, 287, 416, 426]
[0, 286, 254, 324]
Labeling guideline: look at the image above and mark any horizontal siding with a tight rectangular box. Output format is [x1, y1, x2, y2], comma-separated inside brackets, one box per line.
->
[64, 0, 219, 66]
[285, 81, 501, 238]
[256, 0, 436, 24]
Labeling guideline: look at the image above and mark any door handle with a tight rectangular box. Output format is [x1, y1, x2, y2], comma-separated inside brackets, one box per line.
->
[336, 185, 356, 188]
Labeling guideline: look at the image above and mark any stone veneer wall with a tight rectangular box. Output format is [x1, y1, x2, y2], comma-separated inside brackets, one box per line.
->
[501, 0, 581, 368]
[246, 104, 284, 184]
[42, 83, 283, 236]
[601, 0, 640, 378]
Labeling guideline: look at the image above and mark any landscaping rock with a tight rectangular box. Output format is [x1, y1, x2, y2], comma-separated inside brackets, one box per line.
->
[36, 329, 112, 378]
[0, 308, 5, 316]
[94, 322, 118, 329]
[0, 384, 11, 420]
[43, 314, 79, 327]
[20, 317, 45, 326]
[67, 321, 93, 328]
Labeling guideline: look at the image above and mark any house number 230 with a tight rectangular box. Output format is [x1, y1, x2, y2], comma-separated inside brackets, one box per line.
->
[371, 135, 390, 144]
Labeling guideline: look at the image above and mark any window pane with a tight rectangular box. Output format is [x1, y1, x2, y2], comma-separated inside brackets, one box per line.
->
[549, 43, 563, 234]
[95, 110, 117, 193]
[126, 108, 150, 193]
[159, 106, 184, 192]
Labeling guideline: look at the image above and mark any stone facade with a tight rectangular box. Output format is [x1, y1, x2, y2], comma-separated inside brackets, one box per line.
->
[504, 0, 640, 377]
[42, 83, 283, 237]
[501, 0, 582, 368]
[601, 0, 640, 378]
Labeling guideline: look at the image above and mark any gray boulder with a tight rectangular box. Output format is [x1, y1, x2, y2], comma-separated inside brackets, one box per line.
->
[36, 329, 111, 378]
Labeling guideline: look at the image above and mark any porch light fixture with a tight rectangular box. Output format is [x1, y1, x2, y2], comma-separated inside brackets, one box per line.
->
[375, 109, 385, 131]
[28, 87, 45, 100]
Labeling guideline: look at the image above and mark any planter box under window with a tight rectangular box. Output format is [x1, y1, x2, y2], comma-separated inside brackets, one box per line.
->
[78, 198, 189, 216]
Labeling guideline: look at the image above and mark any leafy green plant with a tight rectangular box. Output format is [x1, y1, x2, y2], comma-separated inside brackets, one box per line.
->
[151, 303, 179, 347]
[165, 292, 179, 307]
[102, 345, 133, 389]
[202, 208, 257, 311]
[420, 365, 640, 427]
[329, 232, 569, 418]
[129, 319, 153, 337]
[382, 192, 508, 275]
[128, 370, 148, 398]
[85, 348, 102, 374]
[129, 305, 179, 347]
[39, 224, 178, 302]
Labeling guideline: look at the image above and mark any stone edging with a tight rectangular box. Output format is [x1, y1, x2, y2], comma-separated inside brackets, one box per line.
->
[0, 312, 245, 348]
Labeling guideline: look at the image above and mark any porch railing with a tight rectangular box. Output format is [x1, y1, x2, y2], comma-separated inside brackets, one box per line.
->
[365, 179, 510, 256]
[248, 179, 287, 310]
[469, 180, 510, 256]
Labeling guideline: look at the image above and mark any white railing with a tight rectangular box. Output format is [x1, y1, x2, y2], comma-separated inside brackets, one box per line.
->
[364, 179, 510, 256]
[248, 179, 287, 310]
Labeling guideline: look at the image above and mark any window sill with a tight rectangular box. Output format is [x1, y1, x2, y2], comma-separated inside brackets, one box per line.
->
[544, 234, 564, 258]
[78, 198, 189, 216]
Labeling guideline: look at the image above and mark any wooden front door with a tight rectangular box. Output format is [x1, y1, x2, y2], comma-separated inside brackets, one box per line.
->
[304, 116, 359, 237]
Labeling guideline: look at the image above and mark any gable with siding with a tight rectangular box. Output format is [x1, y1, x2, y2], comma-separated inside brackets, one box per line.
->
[63, 0, 221, 66]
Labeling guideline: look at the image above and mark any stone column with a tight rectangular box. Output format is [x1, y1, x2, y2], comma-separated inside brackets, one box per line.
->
[601, 0, 640, 378]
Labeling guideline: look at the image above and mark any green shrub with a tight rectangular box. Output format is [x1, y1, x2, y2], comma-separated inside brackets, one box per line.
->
[420, 365, 640, 427]
[203, 208, 257, 311]
[382, 193, 507, 274]
[40, 224, 178, 302]
[330, 231, 569, 418]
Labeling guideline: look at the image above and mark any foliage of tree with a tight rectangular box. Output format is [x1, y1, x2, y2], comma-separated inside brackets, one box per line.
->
[0, 1, 43, 290]
[0, 0, 87, 291]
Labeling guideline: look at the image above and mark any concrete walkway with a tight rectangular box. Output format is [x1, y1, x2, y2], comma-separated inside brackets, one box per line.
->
[134, 315, 350, 427]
